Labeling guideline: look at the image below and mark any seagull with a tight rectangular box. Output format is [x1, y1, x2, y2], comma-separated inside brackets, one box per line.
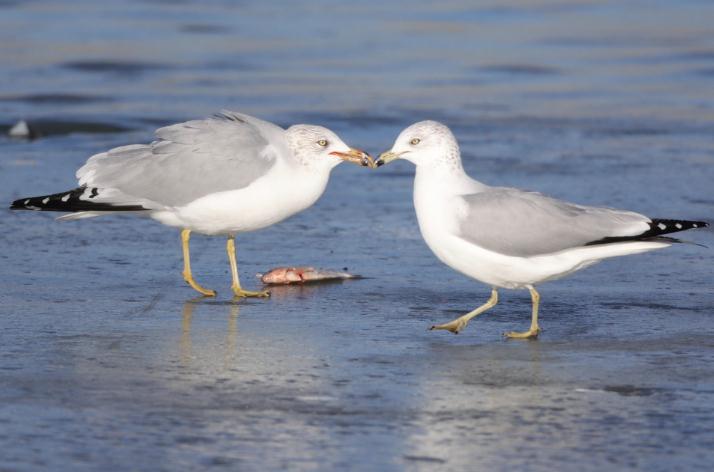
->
[376, 121, 708, 339]
[10, 111, 374, 298]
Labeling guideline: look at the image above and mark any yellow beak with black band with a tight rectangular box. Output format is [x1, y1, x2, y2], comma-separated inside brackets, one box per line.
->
[374, 150, 406, 167]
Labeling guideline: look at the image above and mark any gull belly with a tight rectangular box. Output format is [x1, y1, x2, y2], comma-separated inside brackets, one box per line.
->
[156, 164, 327, 236]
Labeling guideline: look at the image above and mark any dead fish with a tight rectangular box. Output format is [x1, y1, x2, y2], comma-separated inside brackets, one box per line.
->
[259, 266, 359, 285]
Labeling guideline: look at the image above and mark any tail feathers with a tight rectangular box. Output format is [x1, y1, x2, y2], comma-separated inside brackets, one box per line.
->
[586, 218, 709, 246]
[10, 187, 148, 213]
[56, 211, 107, 221]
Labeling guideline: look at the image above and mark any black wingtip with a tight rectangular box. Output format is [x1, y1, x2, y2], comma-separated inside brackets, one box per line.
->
[10, 197, 36, 211]
[650, 218, 708, 233]
[586, 218, 709, 246]
[9, 187, 147, 213]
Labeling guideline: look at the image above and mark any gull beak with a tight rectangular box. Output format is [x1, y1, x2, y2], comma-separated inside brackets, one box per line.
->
[374, 150, 404, 167]
[330, 148, 375, 168]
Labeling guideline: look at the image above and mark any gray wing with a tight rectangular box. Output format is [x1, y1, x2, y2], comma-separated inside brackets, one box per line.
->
[76, 111, 286, 207]
[455, 188, 651, 257]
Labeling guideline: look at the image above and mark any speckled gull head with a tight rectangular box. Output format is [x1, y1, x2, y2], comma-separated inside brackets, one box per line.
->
[375, 120, 462, 170]
[286, 124, 374, 170]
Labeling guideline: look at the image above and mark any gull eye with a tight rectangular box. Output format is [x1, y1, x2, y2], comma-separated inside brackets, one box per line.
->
[410, 138, 421, 145]
[317, 139, 329, 147]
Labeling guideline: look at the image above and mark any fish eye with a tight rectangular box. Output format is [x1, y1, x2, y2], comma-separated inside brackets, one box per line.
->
[410, 138, 421, 145]
[317, 139, 329, 147]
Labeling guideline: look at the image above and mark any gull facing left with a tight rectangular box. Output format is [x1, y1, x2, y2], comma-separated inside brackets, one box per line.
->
[10, 111, 373, 297]
[377, 121, 707, 339]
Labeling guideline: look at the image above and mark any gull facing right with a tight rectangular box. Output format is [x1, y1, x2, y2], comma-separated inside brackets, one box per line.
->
[11, 111, 373, 298]
[376, 121, 708, 339]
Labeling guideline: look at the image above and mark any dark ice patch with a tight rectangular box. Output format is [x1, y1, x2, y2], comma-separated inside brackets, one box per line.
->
[61, 60, 173, 75]
[603, 385, 659, 397]
[0, 94, 113, 104]
[180, 23, 231, 34]
[1, 119, 133, 139]
[479, 63, 562, 76]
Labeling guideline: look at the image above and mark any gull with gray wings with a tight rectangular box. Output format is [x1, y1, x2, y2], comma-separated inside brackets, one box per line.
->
[11, 111, 373, 297]
[376, 120, 707, 339]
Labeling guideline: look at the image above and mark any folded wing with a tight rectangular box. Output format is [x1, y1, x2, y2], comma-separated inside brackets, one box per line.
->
[455, 188, 657, 257]
[76, 110, 286, 208]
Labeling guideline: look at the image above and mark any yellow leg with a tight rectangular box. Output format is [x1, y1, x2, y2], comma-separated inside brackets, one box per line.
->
[181, 229, 216, 297]
[226, 235, 270, 299]
[430, 288, 499, 334]
[505, 286, 541, 339]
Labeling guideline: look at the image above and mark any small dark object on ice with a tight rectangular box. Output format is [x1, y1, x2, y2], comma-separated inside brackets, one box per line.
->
[8, 120, 38, 140]
[259, 267, 360, 285]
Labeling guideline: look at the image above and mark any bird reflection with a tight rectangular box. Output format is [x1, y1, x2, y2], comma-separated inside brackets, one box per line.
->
[178, 281, 341, 366]
[261, 280, 347, 300]
[180, 298, 240, 367]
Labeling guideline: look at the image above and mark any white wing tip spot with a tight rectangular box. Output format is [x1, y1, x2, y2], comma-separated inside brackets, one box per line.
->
[23, 199, 30, 205]
[657, 223, 667, 230]
[61, 194, 70, 202]
[42, 198, 49, 204]
[693, 223, 698, 228]
[675, 223, 683, 229]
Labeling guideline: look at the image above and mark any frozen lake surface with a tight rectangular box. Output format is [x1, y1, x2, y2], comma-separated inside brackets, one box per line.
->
[1, 1, 713, 470]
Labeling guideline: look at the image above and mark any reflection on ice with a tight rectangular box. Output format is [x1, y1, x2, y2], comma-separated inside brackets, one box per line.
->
[180, 299, 240, 368]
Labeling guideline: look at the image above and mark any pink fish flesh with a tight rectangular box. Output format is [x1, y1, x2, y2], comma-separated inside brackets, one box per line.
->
[259, 267, 359, 285]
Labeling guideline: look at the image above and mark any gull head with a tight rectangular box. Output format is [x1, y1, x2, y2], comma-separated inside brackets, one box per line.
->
[286, 125, 374, 170]
[375, 120, 460, 169]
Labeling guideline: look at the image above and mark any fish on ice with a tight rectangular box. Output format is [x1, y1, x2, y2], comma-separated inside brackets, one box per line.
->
[259, 267, 360, 284]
